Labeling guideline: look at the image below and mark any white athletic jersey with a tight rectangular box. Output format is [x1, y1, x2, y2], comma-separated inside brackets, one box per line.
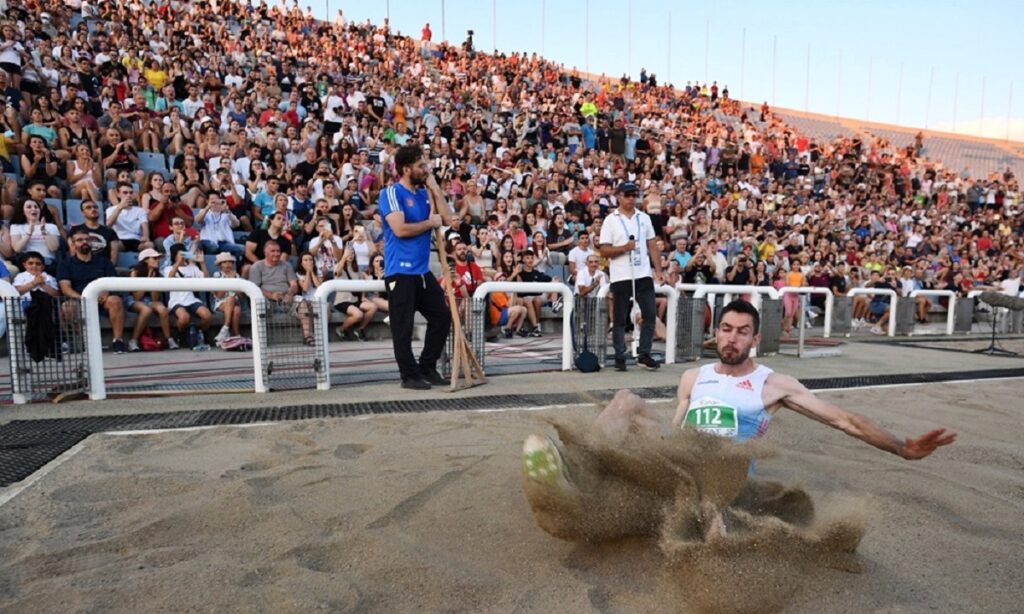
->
[684, 363, 774, 442]
[598, 208, 655, 284]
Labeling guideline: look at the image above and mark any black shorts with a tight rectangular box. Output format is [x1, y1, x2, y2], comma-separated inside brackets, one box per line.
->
[334, 301, 359, 314]
[0, 62, 21, 76]
[120, 239, 144, 252]
[174, 302, 205, 318]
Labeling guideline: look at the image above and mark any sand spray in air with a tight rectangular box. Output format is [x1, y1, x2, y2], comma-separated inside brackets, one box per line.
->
[522, 400, 867, 613]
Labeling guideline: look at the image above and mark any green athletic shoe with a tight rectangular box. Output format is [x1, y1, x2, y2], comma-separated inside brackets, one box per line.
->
[522, 434, 571, 488]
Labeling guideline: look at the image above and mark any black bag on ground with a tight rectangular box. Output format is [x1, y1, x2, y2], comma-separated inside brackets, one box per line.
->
[573, 322, 601, 373]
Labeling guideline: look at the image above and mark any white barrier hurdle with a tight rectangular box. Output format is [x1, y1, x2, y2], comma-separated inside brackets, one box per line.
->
[778, 287, 834, 338]
[0, 280, 27, 404]
[909, 289, 957, 336]
[473, 281, 575, 371]
[594, 283, 679, 364]
[847, 288, 898, 337]
[82, 277, 268, 400]
[313, 279, 386, 391]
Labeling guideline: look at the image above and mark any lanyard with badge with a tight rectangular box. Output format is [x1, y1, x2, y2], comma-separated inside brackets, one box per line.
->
[616, 212, 644, 268]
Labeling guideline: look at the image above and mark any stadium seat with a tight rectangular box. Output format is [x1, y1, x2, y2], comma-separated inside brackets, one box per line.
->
[43, 198, 65, 227]
[116, 251, 139, 270]
[138, 152, 167, 172]
[203, 254, 219, 272]
[65, 199, 85, 227]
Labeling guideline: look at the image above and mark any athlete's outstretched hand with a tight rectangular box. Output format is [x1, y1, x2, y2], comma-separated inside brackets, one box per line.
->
[899, 428, 957, 460]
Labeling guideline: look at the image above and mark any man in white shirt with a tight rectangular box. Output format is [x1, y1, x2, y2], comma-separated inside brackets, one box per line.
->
[598, 183, 664, 371]
[574, 254, 608, 296]
[566, 232, 596, 279]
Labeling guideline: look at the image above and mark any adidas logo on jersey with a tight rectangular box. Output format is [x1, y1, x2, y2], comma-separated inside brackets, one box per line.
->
[736, 379, 754, 391]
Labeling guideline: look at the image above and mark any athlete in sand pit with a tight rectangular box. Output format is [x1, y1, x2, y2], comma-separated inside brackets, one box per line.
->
[522, 299, 957, 541]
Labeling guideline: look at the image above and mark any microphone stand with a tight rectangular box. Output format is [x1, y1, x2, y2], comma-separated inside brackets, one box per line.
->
[972, 306, 1018, 357]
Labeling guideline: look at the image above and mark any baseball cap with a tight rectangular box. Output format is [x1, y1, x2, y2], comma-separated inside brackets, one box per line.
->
[617, 182, 640, 195]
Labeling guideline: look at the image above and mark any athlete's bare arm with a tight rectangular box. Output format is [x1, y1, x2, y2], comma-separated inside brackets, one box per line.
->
[766, 373, 957, 460]
[670, 368, 700, 430]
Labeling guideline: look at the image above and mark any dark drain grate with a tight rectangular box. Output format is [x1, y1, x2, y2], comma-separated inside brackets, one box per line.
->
[1, 367, 1022, 487]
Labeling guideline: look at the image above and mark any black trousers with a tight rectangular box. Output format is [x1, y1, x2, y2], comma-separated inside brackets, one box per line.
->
[386, 272, 451, 380]
[610, 276, 657, 360]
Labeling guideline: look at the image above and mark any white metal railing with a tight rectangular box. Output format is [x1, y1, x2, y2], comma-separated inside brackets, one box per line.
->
[909, 289, 957, 336]
[81, 277, 268, 400]
[677, 283, 780, 312]
[847, 288, 898, 337]
[778, 287, 834, 338]
[595, 283, 679, 363]
[313, 279, 386, 391]
[0, 280, 27, 404]
[473, 281, 574, 371]
[679, 284, 780, 358]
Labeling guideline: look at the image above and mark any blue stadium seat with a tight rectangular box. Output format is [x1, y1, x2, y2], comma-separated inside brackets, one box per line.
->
[11, 156, 21, 177]
[116, 251, 139, 270]
[65, 199, 85, 227]
[43, 198, 65, 227]
[138, 152, 167, 172]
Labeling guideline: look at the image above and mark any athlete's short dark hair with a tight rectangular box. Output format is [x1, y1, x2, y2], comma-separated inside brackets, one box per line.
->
[720, 299, 760, 333]
[394, 145, 422, 176]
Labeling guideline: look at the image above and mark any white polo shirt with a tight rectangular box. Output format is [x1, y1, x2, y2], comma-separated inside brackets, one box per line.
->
[599, 208, 655, 284]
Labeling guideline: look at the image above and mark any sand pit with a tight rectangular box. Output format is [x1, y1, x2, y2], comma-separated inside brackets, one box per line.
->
[1, 380, 1023, 612]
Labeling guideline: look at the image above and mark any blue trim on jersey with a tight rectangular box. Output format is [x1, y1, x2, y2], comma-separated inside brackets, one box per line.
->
[380, 183, 432, 276]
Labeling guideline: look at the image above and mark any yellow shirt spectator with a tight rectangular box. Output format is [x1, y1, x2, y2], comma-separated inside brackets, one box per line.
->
[144, 67, 168, 90]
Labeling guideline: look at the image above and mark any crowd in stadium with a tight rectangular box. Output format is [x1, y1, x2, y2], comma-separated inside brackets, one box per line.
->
[0, 0, 1020, 352]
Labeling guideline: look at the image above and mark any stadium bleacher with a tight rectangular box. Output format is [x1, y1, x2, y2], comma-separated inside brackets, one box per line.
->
[0, 0, 1018, 357]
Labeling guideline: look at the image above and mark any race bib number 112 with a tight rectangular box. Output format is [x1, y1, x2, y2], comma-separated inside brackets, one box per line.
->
[685, 402, 738, 438]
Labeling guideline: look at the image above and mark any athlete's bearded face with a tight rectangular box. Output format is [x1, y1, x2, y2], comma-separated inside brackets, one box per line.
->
[408, 161, 428, 186]
[715, 312, 759, 366]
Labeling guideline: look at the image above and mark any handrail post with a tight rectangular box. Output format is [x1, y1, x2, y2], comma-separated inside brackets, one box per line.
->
[0, 281, 27, 404]
[658, 284, 678, 364]
[313, 279, 388, 390]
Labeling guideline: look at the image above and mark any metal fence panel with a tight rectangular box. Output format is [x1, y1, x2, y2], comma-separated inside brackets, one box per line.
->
[831, 296, 853, 335]
[441, 297, 485, 379]
[573, 294, 607, 363]
[894, 299, 917, 336]
[758, 298, 784, 355]
[953, 297, 973, 333]
[675, 296, 706, 362]
[256, 298, 324, 391]
[5, 296, 90, 402]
